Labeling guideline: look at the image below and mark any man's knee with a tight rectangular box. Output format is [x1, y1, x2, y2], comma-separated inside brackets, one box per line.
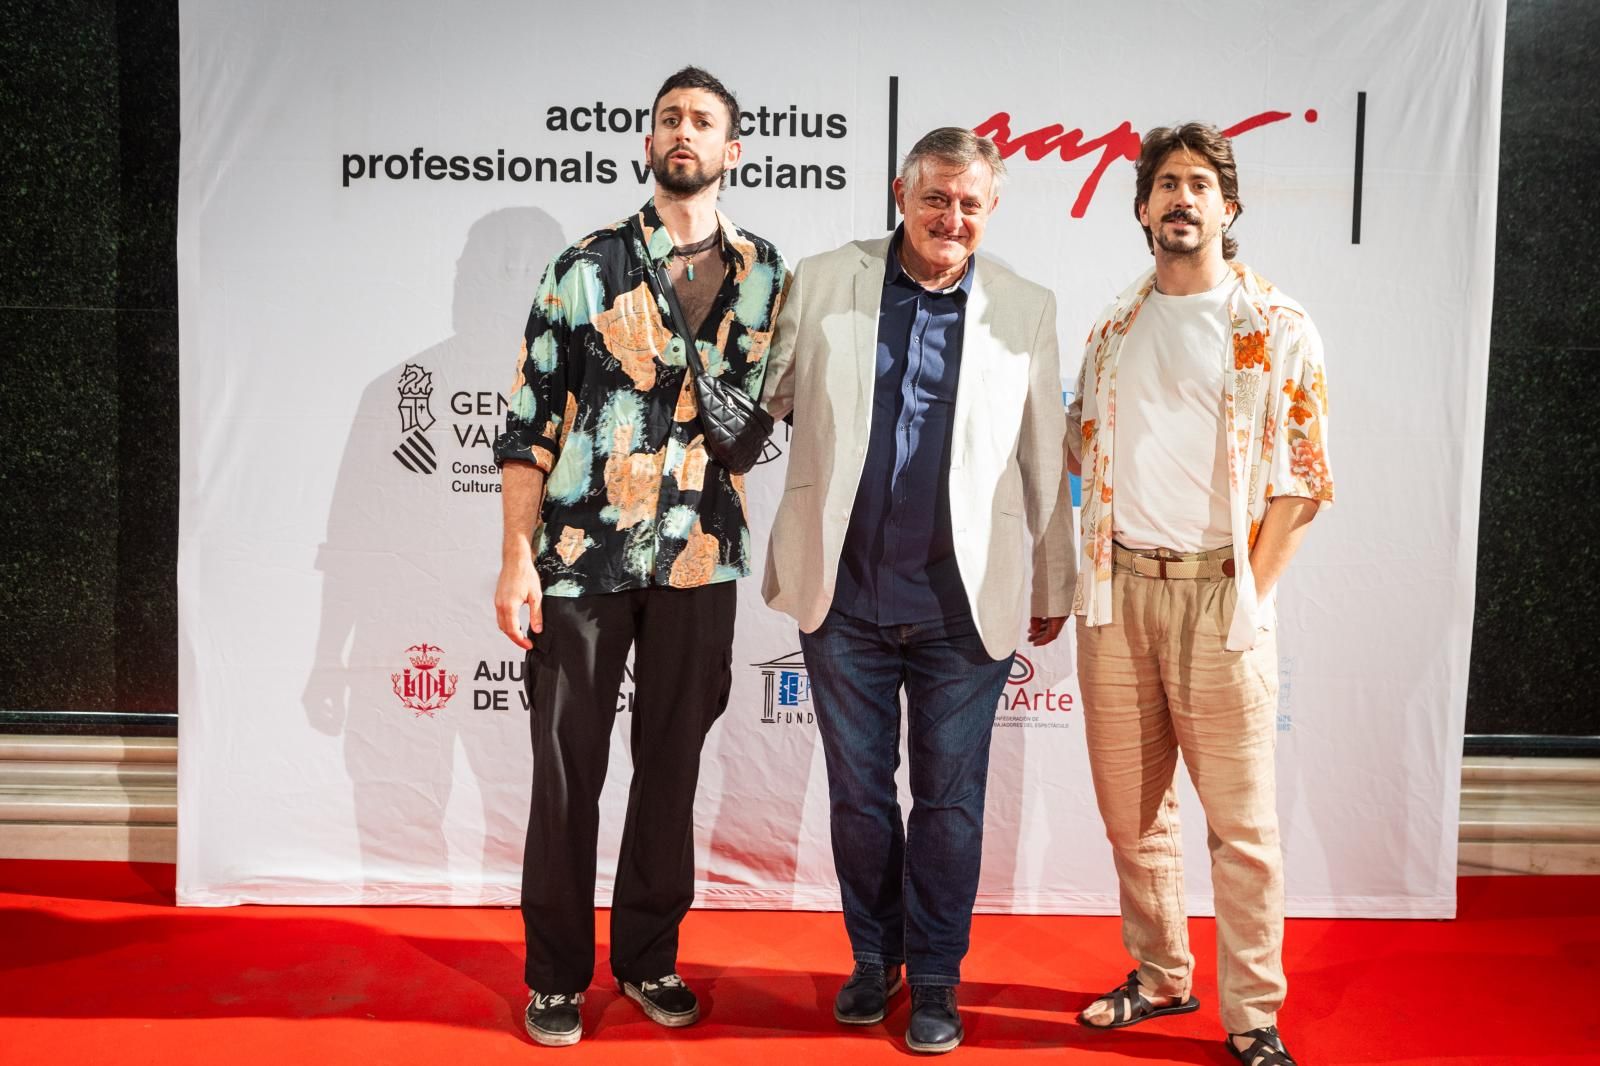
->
[1207, 816, 1282, 871]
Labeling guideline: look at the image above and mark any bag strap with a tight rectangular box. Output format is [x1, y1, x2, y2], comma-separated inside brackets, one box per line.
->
[633, 216, 709, 380]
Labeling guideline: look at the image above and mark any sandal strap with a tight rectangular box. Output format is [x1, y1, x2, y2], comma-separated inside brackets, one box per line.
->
[1107, 970, 1151, 1025]
[1232, 1026, 1296, 1066]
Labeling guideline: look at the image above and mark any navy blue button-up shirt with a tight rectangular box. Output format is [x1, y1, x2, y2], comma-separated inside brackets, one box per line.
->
[833, 230, 973, 625]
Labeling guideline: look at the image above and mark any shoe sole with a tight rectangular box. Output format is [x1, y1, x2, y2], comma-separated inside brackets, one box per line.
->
[619, 982, 700, 1028]
[906, 1029, 963, 1054]
[524, 1019, 582, 1047]
[833, 974, 905, 1026]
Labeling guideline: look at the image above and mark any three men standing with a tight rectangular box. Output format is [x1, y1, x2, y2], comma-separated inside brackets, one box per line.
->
[492, 67, 786, 1047]
[1069, 123, 1331, 1066]
[492, 81, 1327, 1062]
[762, 127, 1075, 1054]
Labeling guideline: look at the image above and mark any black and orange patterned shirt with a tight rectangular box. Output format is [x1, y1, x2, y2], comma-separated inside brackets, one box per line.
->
[493, 199, 787, 598]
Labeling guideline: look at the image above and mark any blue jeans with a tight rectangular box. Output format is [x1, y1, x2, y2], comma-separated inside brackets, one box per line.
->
[800, 608, 1014, 987]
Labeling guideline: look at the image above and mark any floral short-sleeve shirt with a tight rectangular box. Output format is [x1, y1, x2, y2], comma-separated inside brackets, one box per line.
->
[1068, 261, 1333, 650]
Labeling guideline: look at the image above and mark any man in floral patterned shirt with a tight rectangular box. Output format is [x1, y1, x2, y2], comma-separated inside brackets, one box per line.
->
[491, 66, 786, 1048]
[1066, 123, 1331, 1066]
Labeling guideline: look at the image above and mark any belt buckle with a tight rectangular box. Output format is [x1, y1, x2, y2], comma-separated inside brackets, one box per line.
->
[1150, 546, 1180, 580]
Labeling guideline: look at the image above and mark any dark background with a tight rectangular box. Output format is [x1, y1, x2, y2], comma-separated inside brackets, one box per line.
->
[1, 1, 1595, 749]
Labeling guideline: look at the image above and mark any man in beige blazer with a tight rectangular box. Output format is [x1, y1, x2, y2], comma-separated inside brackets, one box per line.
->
[760, 127, 1075, 1055]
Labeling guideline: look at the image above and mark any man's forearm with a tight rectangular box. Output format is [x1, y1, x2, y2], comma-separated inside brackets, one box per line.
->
[1030, 451, 1076, 618]
[1248, 495, 1319, 598]
[760, 264, 801, 423]
[1064, 356, 1087, 476]
[501, 460, 547, 562]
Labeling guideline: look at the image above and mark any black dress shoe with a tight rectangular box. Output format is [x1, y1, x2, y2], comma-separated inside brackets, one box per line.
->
[906, 984, 962, 1054]
[833, 961, 904, 1025]
[524, 990, 584, 1046]
[618, 973, 700, 1027]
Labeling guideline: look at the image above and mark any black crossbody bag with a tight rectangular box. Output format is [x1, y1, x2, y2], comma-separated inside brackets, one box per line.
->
[633, 218, 774, 475]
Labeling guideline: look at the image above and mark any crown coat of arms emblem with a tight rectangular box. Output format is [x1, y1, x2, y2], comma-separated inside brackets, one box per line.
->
[392, 643, 459, 716]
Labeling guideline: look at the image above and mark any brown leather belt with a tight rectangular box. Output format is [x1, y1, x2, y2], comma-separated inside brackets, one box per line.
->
[1113, 542, 1236, 579]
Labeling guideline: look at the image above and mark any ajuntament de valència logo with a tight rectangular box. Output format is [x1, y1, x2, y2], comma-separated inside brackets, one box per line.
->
[392, 643, 460, 717]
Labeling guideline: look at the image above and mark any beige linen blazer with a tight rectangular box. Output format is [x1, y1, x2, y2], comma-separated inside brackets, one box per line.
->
[760, 236, 1075, 661]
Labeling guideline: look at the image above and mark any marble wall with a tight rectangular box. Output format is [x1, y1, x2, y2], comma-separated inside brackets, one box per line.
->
[0, 1, 1592, 743]
[0, 0, 178, 716]
[1468, 0, 1599, 739]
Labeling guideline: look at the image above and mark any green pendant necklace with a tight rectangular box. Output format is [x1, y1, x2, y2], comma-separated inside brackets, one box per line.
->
[672, 232, 720, 281]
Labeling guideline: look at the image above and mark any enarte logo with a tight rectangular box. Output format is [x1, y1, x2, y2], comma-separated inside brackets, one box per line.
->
[392, 642, 460, 717]
[994, 652, 1074, 728]
[753, 651, 813, 725]
[394, 363, 438, 474]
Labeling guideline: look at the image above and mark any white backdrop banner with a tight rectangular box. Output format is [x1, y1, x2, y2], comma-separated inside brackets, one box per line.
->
[177, 0, 1500, 916]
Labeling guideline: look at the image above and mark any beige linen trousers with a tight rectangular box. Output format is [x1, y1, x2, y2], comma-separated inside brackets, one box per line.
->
[1077, 559, 1284, 1034]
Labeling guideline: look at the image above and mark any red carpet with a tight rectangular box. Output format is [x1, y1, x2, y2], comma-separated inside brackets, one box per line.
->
[1, 862, 1595, 1064]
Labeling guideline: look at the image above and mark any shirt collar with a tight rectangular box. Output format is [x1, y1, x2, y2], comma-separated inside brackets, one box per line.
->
[1121, 260, 1267, 308]
[636, 198, 746, 273]
[887, 225, 974, 299]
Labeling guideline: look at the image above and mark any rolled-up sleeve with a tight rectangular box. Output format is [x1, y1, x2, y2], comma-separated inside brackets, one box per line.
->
[760, 257, 803, 425]
[493, 259, 570, 473]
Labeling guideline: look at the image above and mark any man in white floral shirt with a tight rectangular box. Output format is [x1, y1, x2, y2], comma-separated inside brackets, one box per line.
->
[1066, 123, 1332, 1066]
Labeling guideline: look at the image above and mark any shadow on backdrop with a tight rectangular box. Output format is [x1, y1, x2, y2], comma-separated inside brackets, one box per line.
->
[301, 207, 564, 899]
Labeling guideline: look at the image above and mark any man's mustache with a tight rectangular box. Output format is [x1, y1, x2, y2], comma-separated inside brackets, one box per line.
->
[1162, 210, 1201, 224]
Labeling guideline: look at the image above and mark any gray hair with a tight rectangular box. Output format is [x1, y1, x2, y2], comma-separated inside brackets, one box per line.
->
[899, 127, 1006, 194]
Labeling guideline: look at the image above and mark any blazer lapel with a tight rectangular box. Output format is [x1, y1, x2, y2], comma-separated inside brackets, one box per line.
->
[851, 245, 886, 429]
[952, 258, 991, 461]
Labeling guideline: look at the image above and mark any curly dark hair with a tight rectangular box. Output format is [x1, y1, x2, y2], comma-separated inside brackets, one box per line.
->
[1134, 123, 1243, 260]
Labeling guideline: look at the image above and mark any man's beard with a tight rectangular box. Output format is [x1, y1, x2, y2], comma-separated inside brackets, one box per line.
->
[651, 147, 725, 196]
[1153, 210, 1214, 256]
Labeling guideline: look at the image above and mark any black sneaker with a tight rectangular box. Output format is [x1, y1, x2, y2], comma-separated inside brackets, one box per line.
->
[524, 990, 584, 1047]
[833, 961, 904, 1025]
[906, 985, 962, 1054]
[618, 973, 700, 1027]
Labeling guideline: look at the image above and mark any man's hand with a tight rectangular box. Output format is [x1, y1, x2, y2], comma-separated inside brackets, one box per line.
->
[495, 554, 542, 650]
[1028, 616, 1067, 646]
[497, 460, 548, 650]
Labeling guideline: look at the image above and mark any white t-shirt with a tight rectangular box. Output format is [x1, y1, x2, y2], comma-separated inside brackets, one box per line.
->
[1111, 275, 1239, 553]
